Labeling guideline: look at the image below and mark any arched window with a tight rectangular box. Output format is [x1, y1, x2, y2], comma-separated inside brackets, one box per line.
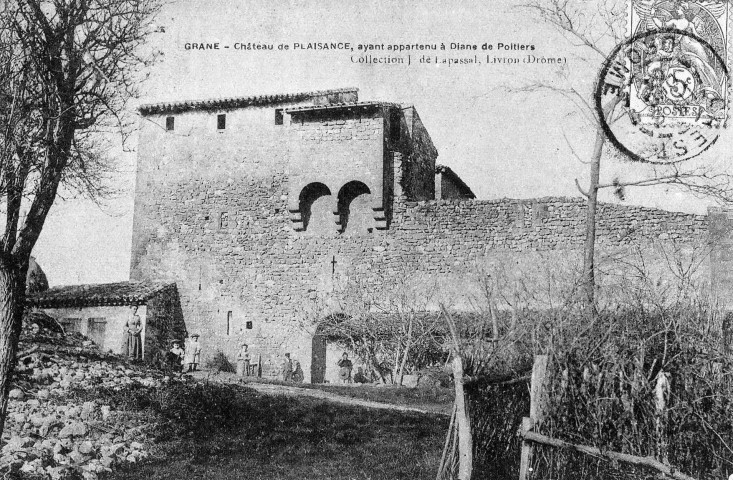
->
[337, 181, 371, 234]
[299, 183, 332, 232]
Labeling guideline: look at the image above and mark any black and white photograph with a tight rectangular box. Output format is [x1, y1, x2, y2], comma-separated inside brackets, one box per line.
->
[0, 0, 732, 479]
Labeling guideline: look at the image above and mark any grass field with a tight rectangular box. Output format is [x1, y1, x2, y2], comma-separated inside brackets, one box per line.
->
[99, 384, 449, 480]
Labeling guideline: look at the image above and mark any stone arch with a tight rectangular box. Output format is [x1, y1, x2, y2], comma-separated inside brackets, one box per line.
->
[298, 182, 332, 233]
[311, 313, 349, 383]
[337, 181, 372, 234]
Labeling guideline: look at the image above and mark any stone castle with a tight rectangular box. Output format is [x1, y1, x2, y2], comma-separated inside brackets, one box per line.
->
[129, 87, 711, 382]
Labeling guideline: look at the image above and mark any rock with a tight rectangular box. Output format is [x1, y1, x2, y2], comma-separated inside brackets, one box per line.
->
[81, 401, 96, 419]
[36, 389, 50, 400]
[8, 389, 24, 400]
[3, 435, 34, 452]
[130, 441, 143, 450]
[110, 443, 126, 456]
[66, 406, 81, 418]
[101, 405, 111, 420]
[78, 441, 94, 455]
[58, 421, 87, 438]
[11, 412, 26, 424]
[69, 450, 88, 464]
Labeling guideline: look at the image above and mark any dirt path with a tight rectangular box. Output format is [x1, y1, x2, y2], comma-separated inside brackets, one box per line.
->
[191, 370, 451, 416]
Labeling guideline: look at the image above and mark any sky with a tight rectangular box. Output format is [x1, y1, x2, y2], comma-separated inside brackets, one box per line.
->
[31, 0, 733, 287]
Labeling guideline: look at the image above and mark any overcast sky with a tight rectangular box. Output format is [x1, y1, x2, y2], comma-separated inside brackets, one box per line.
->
[31, 0, 733, 287]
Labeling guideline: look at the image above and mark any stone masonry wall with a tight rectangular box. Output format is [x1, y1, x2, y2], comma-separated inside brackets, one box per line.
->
[131, 100, 708, 383]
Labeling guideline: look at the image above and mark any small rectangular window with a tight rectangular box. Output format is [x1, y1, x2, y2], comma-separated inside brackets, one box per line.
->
[166, 116, 174, 131]
[220, 211, 229, 229]
[61, 318, 82, 334]
[275, 109, 283, 125]
[246, 321, 253, 330]
[226, 311, 232, 335]
[217, 114, 226, 130]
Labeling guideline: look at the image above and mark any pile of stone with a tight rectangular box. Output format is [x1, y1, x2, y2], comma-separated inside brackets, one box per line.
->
[0, 325, 166, 479]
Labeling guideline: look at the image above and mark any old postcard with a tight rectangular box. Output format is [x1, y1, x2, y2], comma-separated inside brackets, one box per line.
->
[4, 0, 733, 479]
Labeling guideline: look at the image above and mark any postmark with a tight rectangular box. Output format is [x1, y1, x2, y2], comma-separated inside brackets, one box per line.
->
[597, 1, 731, 163]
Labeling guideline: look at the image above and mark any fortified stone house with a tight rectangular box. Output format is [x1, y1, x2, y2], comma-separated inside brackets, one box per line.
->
[129, 87, 709, 383]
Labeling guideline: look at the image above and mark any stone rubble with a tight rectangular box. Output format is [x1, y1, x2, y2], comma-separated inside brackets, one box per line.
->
[1, 325, 166, 479]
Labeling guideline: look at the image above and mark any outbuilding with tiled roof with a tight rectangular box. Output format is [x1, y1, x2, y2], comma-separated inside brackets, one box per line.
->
[28, 281, 186, 362]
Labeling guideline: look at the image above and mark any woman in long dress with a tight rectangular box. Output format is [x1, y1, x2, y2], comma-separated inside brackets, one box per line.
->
[126, 308, 143, 361]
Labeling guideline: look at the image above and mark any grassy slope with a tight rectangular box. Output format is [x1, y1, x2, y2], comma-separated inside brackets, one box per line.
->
[101, 388, 448, 480]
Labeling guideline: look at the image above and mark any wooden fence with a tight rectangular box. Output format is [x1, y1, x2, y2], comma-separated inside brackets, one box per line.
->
[517, 355, 696, 480]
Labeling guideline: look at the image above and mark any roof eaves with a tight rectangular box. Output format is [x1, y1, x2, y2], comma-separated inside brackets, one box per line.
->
[285, 101, 397, 114]
[139, 88, 359, 115]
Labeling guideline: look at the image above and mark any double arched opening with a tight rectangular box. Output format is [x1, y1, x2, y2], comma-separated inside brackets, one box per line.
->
[297, 180, 373, 234]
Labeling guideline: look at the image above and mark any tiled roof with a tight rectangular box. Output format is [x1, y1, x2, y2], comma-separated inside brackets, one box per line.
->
[28, 281, 175, 308]
[139, 88, 359, 115]
[436, 164, 476, 199]
[285, 101, 398, 114]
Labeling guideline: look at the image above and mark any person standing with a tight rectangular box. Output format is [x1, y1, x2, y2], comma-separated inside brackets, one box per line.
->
[282, 353, 293, 382]
[337, 352, 353, 384]
[236, 343, 251, 378]
[184, 334, 202, 372]
[126, 307, 143, 361]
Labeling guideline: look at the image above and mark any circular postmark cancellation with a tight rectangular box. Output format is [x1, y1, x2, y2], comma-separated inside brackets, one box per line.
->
[595, 28, 730, 164]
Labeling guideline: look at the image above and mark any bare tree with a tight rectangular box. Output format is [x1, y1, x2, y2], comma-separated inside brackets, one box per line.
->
[521, 0, 733, 308]
[0, 0, 161, 437]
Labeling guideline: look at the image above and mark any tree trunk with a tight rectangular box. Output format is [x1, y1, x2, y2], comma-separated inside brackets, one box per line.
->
[582, 127, 605, 308]
[0, 259, 27, 438]
[452, 355, 472, 480]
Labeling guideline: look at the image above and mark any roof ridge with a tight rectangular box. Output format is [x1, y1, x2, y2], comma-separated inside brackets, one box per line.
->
[139, 87, 359, 115]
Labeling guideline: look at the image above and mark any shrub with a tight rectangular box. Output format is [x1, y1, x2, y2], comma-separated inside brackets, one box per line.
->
[204, 350, 235, 373]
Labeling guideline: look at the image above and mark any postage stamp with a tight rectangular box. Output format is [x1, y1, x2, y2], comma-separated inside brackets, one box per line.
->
[597, 1, 731, 163]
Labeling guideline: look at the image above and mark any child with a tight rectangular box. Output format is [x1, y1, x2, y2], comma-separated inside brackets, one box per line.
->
[236, 343, 250, 377]
[167, 340, 185, 373]
[184, 334, 202, 372]
[292, 361, 304, 383]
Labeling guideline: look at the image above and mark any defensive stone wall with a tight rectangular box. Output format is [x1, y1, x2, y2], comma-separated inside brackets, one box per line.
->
[130, 167, 707, 381]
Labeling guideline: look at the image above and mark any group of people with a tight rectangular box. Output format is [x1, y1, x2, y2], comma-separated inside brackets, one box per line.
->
[281, 353, 304, 382]
[336, 353, 368, 384]
[166, 334, 202, 373]
[281, 352, 363, 384]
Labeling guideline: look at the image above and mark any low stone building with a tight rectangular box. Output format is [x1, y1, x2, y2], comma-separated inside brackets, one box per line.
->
[28, 281, 186, 361]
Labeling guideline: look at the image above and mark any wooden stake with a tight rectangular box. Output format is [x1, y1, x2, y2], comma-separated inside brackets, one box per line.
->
[518, 355, 549, 480]
[453, 355, 473, 480]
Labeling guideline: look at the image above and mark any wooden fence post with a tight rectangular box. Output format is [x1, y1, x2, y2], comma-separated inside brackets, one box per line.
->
[518, 354, 549, 480]
[453, 355, 473, 480]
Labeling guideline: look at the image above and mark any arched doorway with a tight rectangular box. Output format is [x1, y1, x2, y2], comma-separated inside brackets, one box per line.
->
[311, 313, 349, 383]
